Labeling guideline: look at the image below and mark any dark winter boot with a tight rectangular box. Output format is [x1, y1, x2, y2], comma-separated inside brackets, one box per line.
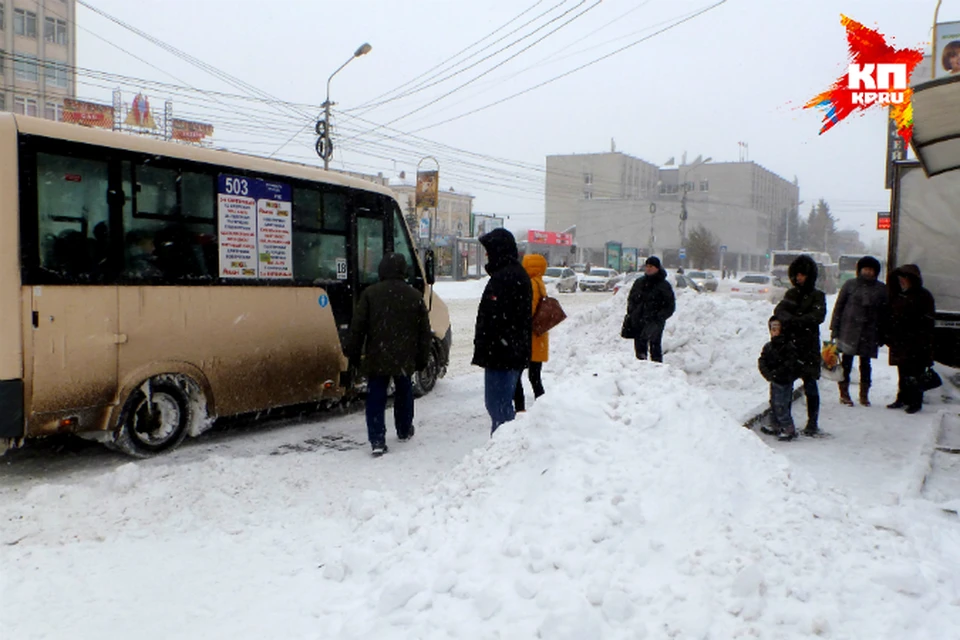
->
[803, 392, 820, 436]
[838, 382, 854, 406]
[859, 385, 871, 407]
[886, 399, 905, 409]
[778, 425, 797, 441]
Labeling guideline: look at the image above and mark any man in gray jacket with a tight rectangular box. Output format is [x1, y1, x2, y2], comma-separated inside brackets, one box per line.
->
[347, 253, 432, 456]
[829, 256, 888, 406]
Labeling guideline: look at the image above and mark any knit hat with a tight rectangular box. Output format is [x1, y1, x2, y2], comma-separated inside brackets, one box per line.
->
[857, 256, 881, 274]
[645, 256, 662, 269]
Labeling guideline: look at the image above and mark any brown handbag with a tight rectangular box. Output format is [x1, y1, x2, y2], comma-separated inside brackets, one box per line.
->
[532, 295, 567, 336]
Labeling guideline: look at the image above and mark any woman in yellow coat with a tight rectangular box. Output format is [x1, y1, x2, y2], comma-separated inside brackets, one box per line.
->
[514, 253, 549, 411]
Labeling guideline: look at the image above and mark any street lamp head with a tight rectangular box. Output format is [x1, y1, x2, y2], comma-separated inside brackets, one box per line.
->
[354, 43, 373, 57]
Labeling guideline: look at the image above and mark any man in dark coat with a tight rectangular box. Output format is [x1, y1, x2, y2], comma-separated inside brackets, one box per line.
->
[829, 256, 888, 406]
[347, 253, 432, 456]
[472, 228, 532, 434]
[774, 255, 827, 436]
[623, 256, 676, 362]
[886, 264, 936, 414]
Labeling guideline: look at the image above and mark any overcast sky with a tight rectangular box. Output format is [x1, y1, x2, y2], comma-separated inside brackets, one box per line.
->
[75, 0, 942, 243]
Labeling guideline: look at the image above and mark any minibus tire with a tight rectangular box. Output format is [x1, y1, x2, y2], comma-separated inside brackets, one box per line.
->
[114, 378, 191, 458]
[413, 346, 439, 397]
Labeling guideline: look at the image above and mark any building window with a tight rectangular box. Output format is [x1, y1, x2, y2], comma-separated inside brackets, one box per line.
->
[46, 62, 68, 88]
[15, 55, 39, 82]
[44, 18, 68, 45]
[44, 102, 63, 121]
[583, 172, 593, 185]
[14, 9, 38, 38]
[0, 5, 5, 30]
[14, 96, 39, 117]
[583, 190, 593, 200]
[699, 179, 709, 192]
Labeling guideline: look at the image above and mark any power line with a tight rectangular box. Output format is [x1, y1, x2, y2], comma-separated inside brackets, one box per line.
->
[350, 0, 554, 112]
[405, 0, 729, 135]
[343, 0, 603, 142]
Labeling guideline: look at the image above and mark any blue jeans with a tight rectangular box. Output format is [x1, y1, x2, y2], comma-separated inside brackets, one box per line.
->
[485, 369, 522, 435]
[769, 382, 795, 430]
[366, 375, 414, 446]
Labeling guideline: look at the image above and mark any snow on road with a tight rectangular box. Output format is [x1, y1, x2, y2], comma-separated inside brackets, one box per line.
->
[2, 280, 960, 639]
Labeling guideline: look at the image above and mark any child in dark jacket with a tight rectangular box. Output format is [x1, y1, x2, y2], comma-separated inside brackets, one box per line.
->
[758, 316, 800, 441]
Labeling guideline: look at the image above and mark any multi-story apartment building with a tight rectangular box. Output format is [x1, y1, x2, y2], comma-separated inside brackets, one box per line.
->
[1, 0, 76, 120]
[545, 151, 799, 271]
[390, 180, 475, 239]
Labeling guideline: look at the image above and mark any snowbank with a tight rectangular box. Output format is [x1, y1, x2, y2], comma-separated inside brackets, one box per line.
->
[549, 289, 777, 419]
[319, 354, 960, 638]
[433, 277, 489, 300]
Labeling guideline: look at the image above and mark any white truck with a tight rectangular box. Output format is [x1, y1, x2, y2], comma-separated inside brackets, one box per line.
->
[888, 160, 960, 367]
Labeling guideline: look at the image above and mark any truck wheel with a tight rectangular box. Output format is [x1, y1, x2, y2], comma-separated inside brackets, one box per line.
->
[114, 378, 191, 458]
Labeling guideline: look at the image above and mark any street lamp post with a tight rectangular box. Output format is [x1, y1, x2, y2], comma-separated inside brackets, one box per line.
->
[318, 43, 372, 171]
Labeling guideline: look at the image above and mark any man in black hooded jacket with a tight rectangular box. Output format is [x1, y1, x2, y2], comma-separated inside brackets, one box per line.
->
[472, 228, 532, 434]
[774, 255, 827, 436]
[347, 253, 432, 456]
[623, 256, 675, 362]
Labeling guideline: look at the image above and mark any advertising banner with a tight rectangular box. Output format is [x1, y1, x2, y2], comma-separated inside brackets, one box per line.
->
[605, 241, 622, 271]
[934, 21, 960, 79]
[217, 174, 292, 279]
[622, 247, 639, 272]
[416, 170, 439, 208]
[172, 119, 214, 142]
[124, 93, 157, 129]
[527, 230, 574, 246]
[63, 99, 114, 129]
[218, 174, 258, 279]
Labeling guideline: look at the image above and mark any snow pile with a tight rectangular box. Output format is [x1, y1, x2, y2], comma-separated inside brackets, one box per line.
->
[317, 355, 960, 638]
[433, 277, 489, 300]
[549, 289, 776, 417]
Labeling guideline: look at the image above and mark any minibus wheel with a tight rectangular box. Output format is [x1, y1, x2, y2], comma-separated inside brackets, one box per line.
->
[413, 346, 439, 397]
[114, 377, 190, 457]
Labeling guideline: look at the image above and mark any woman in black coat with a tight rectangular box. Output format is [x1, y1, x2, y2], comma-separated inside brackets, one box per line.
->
[829, 256, 888, 406]
[886, 264, 936, 414]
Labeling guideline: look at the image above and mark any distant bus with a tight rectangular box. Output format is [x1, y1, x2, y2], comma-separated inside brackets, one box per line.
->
[769, 250, 838, 294]
[0, 115, 451, 456]
[838, 254, 885, 285]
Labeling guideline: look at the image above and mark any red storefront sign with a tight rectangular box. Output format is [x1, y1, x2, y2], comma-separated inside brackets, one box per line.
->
[527, 230, 573, 245]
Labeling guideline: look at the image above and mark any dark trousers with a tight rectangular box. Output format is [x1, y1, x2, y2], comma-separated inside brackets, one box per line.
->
[634, 329, 664, 363]
[896, 364, 925, 408]
[366, 375, 414, 446]
[841, 354, 872, 386]
[514, 362, 545, 412]
[485, 368, 522, 435]
[801, 376, 820, 426]
[770, 382, 795, 430]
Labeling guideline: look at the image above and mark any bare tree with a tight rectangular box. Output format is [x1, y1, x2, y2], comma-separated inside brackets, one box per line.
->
[687, 223, 720, 269]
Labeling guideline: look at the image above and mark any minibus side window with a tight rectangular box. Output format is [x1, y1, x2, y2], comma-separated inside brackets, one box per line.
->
[35, 152, 112, 283]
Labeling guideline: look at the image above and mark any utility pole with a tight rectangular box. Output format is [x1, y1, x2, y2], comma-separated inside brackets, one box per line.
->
[317, 43, 372, 170]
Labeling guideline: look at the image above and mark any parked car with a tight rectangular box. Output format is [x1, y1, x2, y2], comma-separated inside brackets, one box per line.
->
[579, 267, 621, 291]
[686, 270, 718, 292]
[612, 271, 642, 295]
[729, 273, 785, 301]
[543, 266, 579, 293]
[675, 273, 703, 293]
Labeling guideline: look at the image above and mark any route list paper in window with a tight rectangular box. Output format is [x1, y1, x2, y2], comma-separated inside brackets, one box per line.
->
[217, 174, 258, 278]
[256, 181, 293, 279]
[217, 175, 292, 279]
